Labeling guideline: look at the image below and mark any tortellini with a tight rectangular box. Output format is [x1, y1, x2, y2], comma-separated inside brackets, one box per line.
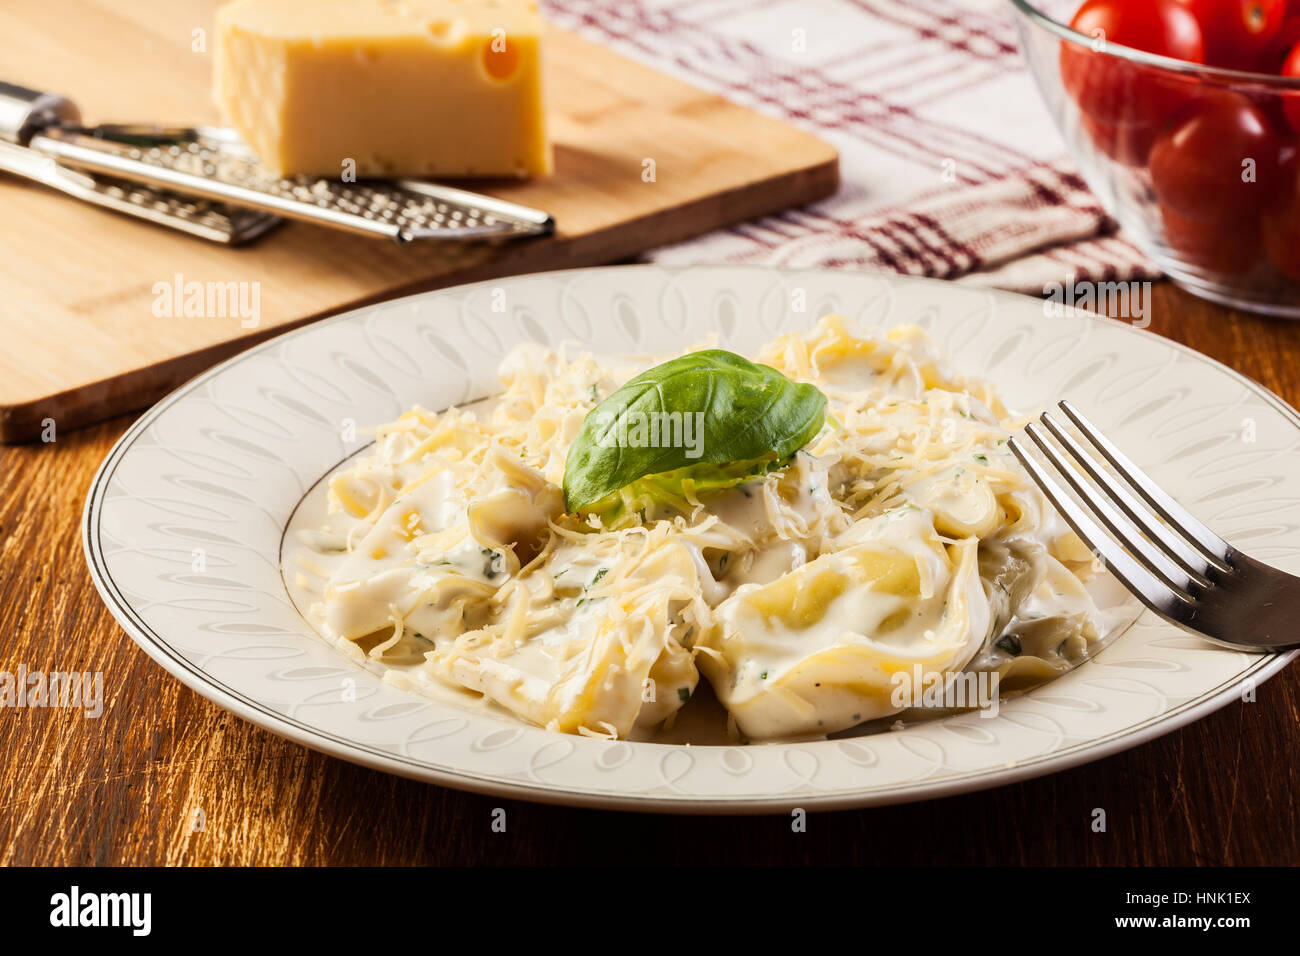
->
[289, 314, 1114, 741]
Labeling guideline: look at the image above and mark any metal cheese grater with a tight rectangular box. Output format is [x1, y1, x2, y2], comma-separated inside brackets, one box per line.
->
[0, 82, 555, 245]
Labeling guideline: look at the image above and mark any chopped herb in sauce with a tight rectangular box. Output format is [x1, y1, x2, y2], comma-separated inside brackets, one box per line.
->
[576, 567, 609, 608]
[995, 633, 1023, 656]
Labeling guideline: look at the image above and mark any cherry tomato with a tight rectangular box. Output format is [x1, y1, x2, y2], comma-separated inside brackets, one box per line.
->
[1262, 150, 1300, 278]
[1282, 42, 1300, 132]
[1081, 112, 1162, 165]
[1161, 202, 1262, 274]
[1149, 89, 1282, 221]
[1061, 0, 1206, 127]
[1179, 0, 1286, 69]
[1247, 89, 1296, 143]
[1265, 15, 1300, 64]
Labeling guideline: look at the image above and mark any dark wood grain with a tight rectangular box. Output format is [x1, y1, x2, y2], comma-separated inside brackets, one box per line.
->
[2, 280, 1298, 866]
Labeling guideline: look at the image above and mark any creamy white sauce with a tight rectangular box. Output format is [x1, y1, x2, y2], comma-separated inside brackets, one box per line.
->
[280, 317, 1142, 743]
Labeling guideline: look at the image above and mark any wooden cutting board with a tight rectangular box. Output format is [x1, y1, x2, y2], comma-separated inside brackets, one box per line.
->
[0, 1, 838, 443]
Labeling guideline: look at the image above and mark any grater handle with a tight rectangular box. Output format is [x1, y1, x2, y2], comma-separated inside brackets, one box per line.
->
[0, 139, 281, 245]
[0, 82, 81, 145]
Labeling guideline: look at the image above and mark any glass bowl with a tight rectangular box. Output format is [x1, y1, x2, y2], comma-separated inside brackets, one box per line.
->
[1009, 0, 1300, 317]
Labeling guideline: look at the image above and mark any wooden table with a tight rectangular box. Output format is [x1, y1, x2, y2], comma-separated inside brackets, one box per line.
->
[2, 280, 1298, 866]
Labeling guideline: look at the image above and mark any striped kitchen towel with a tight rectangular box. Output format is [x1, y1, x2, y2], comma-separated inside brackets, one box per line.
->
[544, 0, 1158, 293]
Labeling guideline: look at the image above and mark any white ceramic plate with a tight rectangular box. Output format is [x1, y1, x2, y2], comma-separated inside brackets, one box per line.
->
[84, 266, 1299, 813]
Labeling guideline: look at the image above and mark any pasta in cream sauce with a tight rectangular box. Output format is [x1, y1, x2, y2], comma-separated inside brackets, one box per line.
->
[283, 315, 1131, 741]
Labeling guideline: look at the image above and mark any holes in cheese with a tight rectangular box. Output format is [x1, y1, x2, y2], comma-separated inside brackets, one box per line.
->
[482, 36, 521, 81]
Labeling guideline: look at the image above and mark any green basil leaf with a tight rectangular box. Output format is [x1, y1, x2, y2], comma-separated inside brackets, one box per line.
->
[562, 349, 827, 512]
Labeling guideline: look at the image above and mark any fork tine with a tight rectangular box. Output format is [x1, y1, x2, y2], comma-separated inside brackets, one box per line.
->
[1025, 423, 1199, 596]
[1058, 400, 1233, 565]
[1008, 436, 1191, 620]
[1040, 411, 1217, 583]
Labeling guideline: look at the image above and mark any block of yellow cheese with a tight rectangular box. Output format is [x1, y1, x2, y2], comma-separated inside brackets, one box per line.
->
[214, 0, 552, 178]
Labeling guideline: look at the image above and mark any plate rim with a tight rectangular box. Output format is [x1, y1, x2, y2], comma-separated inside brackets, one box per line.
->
[82, 264, 1299, 814]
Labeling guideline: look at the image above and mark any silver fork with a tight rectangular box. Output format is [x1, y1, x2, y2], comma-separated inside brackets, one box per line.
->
[1008, 400, 1300, 652]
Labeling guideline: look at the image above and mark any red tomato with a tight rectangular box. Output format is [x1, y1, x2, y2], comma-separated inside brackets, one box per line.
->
[1179, 0, 1286, 69]
[1265, 15, 1300, 64]
[1081, 113, 1162, 165]
[1248, 90, 1297, 143]
[1149, 89, 1282, 221]
[1061, 0, 1206, 126]
[1262, 150, 1300, 278]
[1282, 42, 1300, 132]
[1161, 202, 1262, 274]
